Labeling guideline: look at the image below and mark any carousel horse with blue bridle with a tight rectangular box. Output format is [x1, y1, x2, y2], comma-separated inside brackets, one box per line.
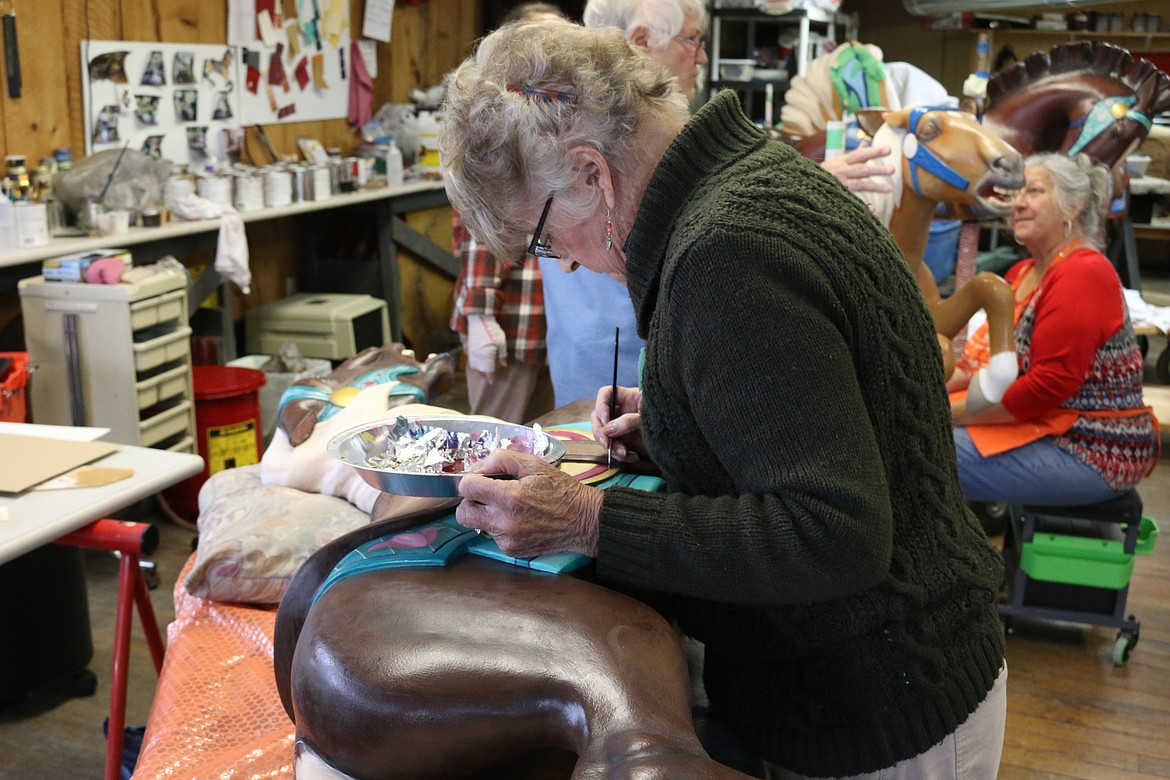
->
[780, 42, 1025, 391]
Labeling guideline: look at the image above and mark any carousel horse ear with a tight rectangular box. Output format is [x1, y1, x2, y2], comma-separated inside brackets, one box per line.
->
[855, 107, 890, 137]
[1133, 68, 1170, 118]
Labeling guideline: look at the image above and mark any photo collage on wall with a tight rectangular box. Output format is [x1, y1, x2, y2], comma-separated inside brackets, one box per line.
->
[82, 40, 244, 169]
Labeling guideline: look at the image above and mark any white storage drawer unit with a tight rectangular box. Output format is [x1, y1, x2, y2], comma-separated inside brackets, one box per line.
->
[19, 268, 196, 452]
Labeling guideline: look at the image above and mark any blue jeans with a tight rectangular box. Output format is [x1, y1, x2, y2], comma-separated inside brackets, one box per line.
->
[954, 428, 1117, 505]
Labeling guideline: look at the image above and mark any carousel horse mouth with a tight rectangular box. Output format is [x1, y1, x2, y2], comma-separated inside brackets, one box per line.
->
[976, 175, 1024, 216]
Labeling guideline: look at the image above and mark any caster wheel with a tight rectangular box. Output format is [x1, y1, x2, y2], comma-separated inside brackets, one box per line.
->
[1113, 630, 1139, 666]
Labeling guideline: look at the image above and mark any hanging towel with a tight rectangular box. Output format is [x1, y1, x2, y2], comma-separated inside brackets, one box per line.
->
[169, 193, 252, 294]
[348, 39, 373, 128]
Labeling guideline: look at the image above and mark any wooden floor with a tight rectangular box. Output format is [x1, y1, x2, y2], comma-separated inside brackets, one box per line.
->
[1, 353, 1170, 779]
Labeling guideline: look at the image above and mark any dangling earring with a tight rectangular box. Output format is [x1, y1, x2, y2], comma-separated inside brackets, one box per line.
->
[605, 208, 613, 250]
[1064, 219, 1073, 237]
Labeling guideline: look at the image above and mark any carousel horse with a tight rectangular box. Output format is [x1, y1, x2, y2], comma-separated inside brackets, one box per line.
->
[780, 43, 1024, 389]
[850, 104, 1024, 385]
[274, 469, 753, 780]
[980, 41, 1170, 222]
[983, 42, 1170, 176]
[260, 344, 458, 523]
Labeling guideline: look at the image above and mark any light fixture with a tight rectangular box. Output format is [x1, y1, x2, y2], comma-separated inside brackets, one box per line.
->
[904, 0, 1135, 15]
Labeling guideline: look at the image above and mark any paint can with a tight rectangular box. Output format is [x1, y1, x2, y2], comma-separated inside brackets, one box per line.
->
[263, 168, 292, 208]
[309, 165, 331, 201]
[339, 158, 358, 192]
[13, 202, 49, 248]
[196, 174, 232, 208]
[290, 166, 308, 202]
[163, 174, 195, 210]
[80, 198, 103, 236]
[234, 173, 264, 212]
[0, 199, 15, 252]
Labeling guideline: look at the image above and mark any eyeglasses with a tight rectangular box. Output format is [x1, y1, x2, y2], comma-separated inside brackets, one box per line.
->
[673, 34, 706, 56]
[527, 194, 559, 259]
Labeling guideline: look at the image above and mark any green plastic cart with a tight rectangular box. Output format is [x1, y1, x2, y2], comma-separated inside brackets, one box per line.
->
[998, 489, 1160, 665]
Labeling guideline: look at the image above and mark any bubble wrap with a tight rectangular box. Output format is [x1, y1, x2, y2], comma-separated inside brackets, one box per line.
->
[132, 556, 295, 778]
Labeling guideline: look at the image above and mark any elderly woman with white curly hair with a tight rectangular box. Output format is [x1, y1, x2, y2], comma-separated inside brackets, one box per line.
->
[442, 20, 1007, 780]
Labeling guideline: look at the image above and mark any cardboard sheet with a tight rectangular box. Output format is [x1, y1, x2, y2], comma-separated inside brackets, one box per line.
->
[0, 434, 119, 494]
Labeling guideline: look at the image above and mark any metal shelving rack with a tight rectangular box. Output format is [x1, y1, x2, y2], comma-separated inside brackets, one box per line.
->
[707, 3, 859, 124]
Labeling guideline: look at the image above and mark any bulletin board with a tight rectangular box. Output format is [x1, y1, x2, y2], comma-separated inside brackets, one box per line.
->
[82, 40, 243, 169]
[234, 0, 352, 126]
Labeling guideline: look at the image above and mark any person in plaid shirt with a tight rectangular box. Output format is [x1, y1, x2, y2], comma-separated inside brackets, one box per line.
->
[450, 209, 555, 423]
[449, 3, 564, 423]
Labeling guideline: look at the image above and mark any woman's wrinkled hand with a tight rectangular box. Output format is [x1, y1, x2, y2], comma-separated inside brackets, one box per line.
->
[591, 385, 648, 463]
[821, 144, 895, 194]
[456, 449, 603, 559]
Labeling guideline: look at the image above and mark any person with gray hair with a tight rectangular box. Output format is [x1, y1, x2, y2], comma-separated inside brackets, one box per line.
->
[448, 2, 568, 422]
[951, 152, 1155, 505]
[584, 0, 709, 100]
[442, 20, 1007, 779]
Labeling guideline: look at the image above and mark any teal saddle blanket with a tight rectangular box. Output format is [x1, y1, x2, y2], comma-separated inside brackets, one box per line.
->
[313, 466, 663, 607]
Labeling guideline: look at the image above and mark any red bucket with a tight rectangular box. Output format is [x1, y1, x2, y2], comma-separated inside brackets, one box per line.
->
[165, 365, 266, 522]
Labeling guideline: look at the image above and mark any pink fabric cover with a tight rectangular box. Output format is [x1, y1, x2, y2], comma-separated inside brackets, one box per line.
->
[133, 557, 294, 778]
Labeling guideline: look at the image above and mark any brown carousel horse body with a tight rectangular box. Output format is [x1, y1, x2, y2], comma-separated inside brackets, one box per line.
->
[275, 502, 752, 780]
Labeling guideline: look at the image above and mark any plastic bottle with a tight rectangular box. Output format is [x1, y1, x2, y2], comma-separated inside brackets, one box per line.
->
[0, 198, 15, 252]
[385, 140, 404, 187]
[415, 110, 442, 177]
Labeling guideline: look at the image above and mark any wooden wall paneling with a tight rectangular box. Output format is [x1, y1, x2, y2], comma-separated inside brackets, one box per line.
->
[61, 0, 91, 158]
[1, 0, 75, 161]
[155, 0, 206, 43]
[421, 0, 481, 88]
[119, 0, 162, 42]
[243, 219, 298, 306]
[386, 5, 426, 104]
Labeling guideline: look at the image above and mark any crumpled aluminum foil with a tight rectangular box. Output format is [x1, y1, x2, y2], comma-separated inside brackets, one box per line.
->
[365, 417, 548, 474]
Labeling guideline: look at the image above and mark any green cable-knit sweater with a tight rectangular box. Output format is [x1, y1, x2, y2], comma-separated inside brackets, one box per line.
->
[595, 91, 1005, 777]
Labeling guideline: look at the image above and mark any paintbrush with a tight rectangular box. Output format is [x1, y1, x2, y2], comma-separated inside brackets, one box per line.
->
[608, 326, 619, 468]
[98, 141, 130, 204]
